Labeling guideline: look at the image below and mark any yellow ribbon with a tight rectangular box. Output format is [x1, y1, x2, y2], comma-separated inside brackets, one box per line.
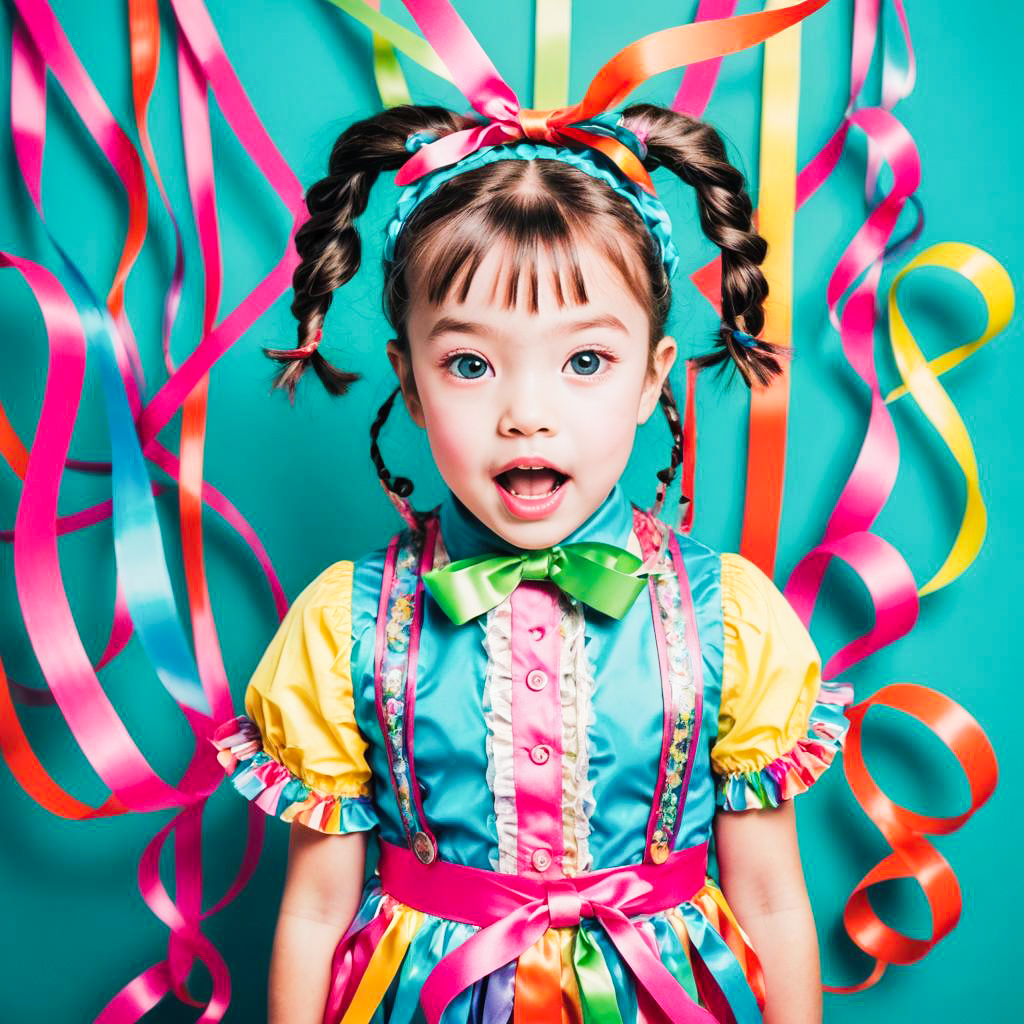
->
[341, 906, 425, 1023]
[883, 242, 1014, 596]
[740, 0, 802, 575]
[534, 0, 572, 109]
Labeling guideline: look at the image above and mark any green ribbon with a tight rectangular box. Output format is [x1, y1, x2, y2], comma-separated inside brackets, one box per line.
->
[573, 926, 624, 1023]
[534, 0, 572, 108]
[321, 0, 454, 83]
[422, 541, 649, 626]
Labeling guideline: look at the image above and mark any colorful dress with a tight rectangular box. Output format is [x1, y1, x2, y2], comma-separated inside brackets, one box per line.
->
[211, 484, 848, 1024]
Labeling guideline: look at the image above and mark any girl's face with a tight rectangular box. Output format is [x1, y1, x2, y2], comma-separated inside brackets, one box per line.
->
[390, 241, 676, 550]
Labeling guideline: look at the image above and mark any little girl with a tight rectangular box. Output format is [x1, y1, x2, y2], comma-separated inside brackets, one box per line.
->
[210, 100, 848, 1024]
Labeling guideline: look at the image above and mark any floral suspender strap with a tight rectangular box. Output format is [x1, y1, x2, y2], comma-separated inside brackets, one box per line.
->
[373, 512, 442, 865]
[633, 507, 706, 866]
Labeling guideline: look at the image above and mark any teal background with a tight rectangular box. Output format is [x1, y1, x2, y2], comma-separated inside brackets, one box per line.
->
[0, 0, 1019, 1020]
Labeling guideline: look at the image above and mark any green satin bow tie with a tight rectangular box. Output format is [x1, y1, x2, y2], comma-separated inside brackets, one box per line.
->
[422, 542, 650, 626]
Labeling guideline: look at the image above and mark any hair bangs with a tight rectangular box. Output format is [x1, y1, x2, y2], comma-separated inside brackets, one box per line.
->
[390, 155, 665, 347]
[415, 206, 655, 316]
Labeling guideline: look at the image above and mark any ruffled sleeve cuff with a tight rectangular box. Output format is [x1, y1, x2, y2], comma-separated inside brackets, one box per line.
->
[715, 682, 850, 811]
[211, 715, 379, 834]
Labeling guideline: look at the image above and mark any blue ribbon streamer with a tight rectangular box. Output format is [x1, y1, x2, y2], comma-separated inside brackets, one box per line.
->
[27, 215, 210, 716]
[680, 902, 763, 1024]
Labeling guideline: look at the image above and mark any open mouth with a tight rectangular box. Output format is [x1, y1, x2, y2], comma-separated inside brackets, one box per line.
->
[494, 466, 569, 499]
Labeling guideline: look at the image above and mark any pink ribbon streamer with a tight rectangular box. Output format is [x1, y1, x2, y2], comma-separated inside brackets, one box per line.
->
[5, 0, 314, 1018]
[672, 0, 738, 117]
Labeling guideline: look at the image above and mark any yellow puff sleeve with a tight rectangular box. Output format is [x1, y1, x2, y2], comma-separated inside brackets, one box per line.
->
[209, 560, 378, 834]
[711, 552, 849, 811]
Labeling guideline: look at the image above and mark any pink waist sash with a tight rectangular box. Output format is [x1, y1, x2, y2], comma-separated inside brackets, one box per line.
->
[377, 838, 717, 1024]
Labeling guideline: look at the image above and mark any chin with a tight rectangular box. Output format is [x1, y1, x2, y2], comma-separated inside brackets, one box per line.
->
[491, 520, 572, 550]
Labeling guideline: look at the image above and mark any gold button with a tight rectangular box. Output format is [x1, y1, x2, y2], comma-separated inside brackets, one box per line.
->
[412, 831, 436, 864]
[650, 840, 670, 864]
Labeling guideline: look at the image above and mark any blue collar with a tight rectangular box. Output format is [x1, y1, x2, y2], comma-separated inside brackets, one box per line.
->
[438, 484, 635, 562]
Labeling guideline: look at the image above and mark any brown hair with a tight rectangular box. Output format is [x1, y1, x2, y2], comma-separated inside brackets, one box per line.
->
[268, 102, 788, 509]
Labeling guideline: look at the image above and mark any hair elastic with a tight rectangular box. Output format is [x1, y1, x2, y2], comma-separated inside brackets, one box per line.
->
[730, 327, 759, 349]
[266, 327, 322, 360]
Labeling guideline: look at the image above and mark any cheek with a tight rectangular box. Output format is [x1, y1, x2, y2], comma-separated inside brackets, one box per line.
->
[587, 409, 640, 469]
[419, 387, 488, 476]
[569, 377, 644, 447]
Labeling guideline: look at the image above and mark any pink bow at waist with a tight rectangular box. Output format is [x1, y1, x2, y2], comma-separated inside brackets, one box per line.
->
[378, 838, 717, 1024]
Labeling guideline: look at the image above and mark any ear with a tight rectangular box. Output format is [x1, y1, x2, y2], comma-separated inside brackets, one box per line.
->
[386, 339, 425, 427]
[637, 335, 677, 424]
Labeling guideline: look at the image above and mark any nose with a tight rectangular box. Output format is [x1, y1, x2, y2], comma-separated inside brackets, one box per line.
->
[496, 381, 557, 438]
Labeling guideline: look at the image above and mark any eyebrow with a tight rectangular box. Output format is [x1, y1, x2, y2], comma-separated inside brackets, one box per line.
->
[426, 316, 499, 342]
[554, 314, 630, 337]
[426, 312, 630, 342]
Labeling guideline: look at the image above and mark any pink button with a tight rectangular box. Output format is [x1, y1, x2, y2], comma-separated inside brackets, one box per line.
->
[529, 743, 551, 765]
[528, 626, 545, 641]
[531, 848, 552, 872]
[526, 669, 548, 691]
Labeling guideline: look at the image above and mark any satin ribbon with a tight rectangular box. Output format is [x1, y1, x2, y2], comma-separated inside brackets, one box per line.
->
[776, 10, 1005, 992]
[534, 0, 571, 109]
[739, 0, 800, 574]
[572, 925, 623, 1022]
[421, 542, 649, 626]
[322, 0, 453, 84]
[377, 839, 715, 1024]
[688, 0, 920, 568]
[366, 0, 413, 108]
[342, 906, 426, 1021]
[514, 929, 566, 1024]
[884, 242, 1013, 595]
[4, 0, 1003, 1015]
[129, 0, 186, 378]
[675, 0, 1003, 994]
[835, 684, 998, 987]
[331, 0, 833, 197]
[1, 1, 311, 1019]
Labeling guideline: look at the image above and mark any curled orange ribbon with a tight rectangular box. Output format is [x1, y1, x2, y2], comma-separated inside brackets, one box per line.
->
[831, 684, 998, 989]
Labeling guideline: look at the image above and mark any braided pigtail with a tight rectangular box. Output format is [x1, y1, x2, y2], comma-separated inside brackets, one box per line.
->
[266, 104, 475, 403]
[620, 103, 790, 390]
[368, 384, 422, 530]
[651, 380, 685, 522]
[369, 385, 414, 499]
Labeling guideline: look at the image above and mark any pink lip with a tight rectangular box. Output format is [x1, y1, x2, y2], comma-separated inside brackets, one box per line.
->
[494, 478, 569, 521]
[493, 457, 570, 522]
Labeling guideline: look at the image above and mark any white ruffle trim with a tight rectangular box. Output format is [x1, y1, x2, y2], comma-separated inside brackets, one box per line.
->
[559, 597, 597, 874]
[479, 584, 598, 875]
[481, 596, 518, 872]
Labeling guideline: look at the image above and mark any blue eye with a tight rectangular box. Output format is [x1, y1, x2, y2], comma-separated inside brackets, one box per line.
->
[566, 350, 602, 376]
[450, 353, 490, 379]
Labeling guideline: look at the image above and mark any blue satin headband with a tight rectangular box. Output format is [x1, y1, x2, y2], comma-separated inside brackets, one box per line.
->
[382, 115, 679, 280]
